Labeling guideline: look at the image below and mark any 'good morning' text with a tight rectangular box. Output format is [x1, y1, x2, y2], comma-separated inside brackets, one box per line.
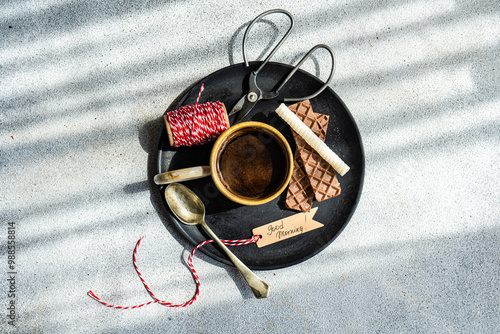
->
[267, 220, 304, 240]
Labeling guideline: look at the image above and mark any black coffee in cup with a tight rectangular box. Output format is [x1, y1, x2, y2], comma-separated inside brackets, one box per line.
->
[217, 128, 288, 200]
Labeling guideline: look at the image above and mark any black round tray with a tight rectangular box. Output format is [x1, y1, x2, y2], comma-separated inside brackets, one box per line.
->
[157, 61, 364, 270]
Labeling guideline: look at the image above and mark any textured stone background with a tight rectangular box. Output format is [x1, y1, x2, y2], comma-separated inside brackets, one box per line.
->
[1, 1, 499, 333]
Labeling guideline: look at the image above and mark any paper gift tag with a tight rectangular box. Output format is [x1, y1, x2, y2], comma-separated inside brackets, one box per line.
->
[252, 207, 323, 248]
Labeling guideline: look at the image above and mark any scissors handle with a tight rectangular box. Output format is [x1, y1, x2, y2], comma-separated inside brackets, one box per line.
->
[278, 44, 336, 103]
[242, 9, 294, 74]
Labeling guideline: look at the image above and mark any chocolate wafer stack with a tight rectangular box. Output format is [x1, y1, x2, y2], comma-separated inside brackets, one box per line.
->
[285, 100, 341, 211]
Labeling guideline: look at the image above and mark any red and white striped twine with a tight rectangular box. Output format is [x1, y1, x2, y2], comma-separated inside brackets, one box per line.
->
[196, 83, 205, 105]
[88, 235, 261, 309]
[167, 83, 228, 147]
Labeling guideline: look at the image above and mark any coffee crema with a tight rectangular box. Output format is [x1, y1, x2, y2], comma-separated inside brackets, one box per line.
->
[217, 129, 287, 199]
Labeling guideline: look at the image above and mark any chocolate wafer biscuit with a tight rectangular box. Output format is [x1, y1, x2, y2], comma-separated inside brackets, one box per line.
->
[289, 100, 341, 202]
[285, 149, 314, 211]
[284, 100, 320, 211]
[285, 100, 326, 211]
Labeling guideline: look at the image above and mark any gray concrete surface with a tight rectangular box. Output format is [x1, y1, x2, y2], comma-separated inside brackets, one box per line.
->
[1, 0, 499, 333]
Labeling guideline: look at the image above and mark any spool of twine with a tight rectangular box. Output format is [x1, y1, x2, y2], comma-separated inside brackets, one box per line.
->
[164, 84, 229, 147]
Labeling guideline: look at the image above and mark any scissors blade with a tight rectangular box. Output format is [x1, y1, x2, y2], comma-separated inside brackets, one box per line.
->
[234, 98, 258, 123]
[228, 96, 246, 116]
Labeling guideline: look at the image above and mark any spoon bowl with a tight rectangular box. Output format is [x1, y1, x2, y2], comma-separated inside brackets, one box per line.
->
[164, 183, 270, 299]
[165, 183, 204, 225]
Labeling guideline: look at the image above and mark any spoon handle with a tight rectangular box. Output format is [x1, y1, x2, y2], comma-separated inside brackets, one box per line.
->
[201, 222, 270, 299]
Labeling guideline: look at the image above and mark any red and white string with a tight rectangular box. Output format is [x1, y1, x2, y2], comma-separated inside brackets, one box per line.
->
[88, 235, 261, 309]
[167, 84, 228, 147]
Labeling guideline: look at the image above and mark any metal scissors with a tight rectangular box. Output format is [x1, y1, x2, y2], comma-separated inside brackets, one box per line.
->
[228, 9, 335, 123]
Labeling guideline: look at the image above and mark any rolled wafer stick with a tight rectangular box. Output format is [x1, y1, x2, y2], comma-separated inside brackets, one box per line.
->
[275, 103, 350, 176]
